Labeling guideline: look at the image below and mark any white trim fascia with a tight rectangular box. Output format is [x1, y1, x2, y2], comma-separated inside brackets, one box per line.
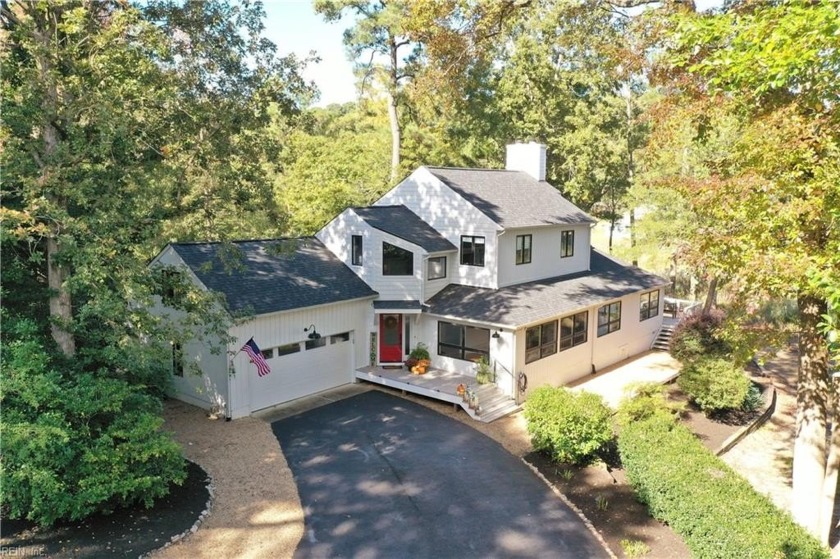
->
[422, 311, 512, 330]
[233, 295, 379, 324]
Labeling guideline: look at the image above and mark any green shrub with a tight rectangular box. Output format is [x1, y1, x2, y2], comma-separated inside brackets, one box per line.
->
[741, 383, 764, 412]
[670, 310, 732, 363]
[616, 382, 682, 430]
[524, 386, 613, 465]
[618, 416, 827, 559]
[1, 320, 186, 526]
[678, 358, 750, 413]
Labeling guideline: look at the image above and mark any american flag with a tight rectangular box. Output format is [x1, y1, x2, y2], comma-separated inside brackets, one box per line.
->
[241, 338, 271, 377]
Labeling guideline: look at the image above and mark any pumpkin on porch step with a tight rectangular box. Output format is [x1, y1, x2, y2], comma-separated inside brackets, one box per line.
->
[411, 359, 431, 374]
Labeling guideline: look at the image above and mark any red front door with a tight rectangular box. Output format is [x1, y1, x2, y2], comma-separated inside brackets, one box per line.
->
[379, 314, 403, 363]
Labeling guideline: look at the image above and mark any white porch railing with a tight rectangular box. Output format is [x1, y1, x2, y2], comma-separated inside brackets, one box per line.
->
[493, 359, 515, 398]
[664, 297, 702, 318]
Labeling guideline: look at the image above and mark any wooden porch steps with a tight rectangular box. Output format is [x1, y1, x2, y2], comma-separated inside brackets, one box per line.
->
[651, 324, 676, 352]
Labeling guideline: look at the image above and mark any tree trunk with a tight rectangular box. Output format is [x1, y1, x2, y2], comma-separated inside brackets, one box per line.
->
[625, 94, 638, 266]
[35, 10, 76, 357]
[47, 235, 75, 356]
[629, 208, 637, 266]
[387, 89, 400, 182]
[820, 398, 839, 545]
[387, 37, 401, 182]
[792, 293, 830, 537]
[703, 275, 718, 314]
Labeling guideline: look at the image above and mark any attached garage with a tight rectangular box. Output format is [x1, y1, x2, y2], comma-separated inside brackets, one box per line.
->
[151, 238, 377, 419]
[247, 332, 355, 412]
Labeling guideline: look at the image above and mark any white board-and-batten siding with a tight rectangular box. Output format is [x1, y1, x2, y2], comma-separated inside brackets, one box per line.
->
[149, 246, 229, 412]
[376, 167, 501, 290]
[496, 224, 592, 288]
[227, 297, 373, 418]
[317, 208, 423, 301]
[517, 290, 664, 393]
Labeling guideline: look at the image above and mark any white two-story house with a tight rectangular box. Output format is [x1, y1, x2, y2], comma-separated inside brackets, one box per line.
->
[153, 142, 667, 419]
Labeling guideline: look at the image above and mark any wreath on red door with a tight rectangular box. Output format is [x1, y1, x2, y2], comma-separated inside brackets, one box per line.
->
[384, 316, 398, 329]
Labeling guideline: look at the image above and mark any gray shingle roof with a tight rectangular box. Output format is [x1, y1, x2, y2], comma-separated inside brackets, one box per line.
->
[353, 205, 456, 253]
[425, 249, 668, 328]
[426, 167, 596, 228]
[170, 238, 377, 316]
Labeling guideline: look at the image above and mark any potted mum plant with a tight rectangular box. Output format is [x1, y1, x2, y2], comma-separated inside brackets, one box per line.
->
[406, 343, 431, 374]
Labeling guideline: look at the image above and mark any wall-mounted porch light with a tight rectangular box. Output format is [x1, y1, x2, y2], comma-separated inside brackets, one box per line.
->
[304, 324, 321, 340]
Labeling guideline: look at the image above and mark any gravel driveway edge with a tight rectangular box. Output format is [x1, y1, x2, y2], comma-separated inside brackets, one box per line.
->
[152, 400, 304, 559]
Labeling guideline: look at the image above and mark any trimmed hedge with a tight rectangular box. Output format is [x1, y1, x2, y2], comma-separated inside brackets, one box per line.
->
[524, 386, 612, 465]
[678, 357, 751, 412]
[618, 415, 828, 559]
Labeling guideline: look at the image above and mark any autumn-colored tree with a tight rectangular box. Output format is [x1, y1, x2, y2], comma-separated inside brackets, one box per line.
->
[662, 0, 840, 542]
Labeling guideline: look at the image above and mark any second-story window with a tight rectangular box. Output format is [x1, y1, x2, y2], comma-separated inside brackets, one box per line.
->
[427, 256, 447, 280]
[516, 234, 532, 265]
[460, 235, 485, 267]
[382, 242, 413, 275]
[351, 235, 363, 266]
[561, 230, 574, 258]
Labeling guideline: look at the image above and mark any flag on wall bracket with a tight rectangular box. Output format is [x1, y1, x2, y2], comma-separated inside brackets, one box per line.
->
[241, 338, 271, 377]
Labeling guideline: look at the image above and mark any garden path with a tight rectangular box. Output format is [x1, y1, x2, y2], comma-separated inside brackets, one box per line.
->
[720, 346, 840, 557]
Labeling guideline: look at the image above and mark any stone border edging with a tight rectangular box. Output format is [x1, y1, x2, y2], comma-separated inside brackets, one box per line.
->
[522, 459, 618, 559]
[143, 462, 215, 558]
[715, 385, 777, 456]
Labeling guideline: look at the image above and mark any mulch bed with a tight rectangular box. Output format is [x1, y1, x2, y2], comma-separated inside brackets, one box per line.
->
[525, 450, 691, 558]
[670, 378, 772, 453]
[0, 379, 776, 559]
[1, 460, 210, 558]
[525, 379, 774, 558]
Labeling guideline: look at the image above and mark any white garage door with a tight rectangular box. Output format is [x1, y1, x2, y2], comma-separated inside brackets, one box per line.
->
[248, 333, 354, 412]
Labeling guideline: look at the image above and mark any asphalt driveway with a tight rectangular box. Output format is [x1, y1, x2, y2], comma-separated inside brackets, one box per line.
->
[272, 390, 609, 558]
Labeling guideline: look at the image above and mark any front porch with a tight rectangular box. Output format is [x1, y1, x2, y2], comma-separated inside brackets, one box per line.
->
[355, 365, 519, 423]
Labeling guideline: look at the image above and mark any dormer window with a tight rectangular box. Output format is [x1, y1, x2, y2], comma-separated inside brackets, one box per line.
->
[351, 235, 363, 266]
[516, 234, 532, 265]
[428, 256, 447, 280]
[561, 230, 574, 258]
[382, 242, 413, 275]
[460, 236, 485, 267]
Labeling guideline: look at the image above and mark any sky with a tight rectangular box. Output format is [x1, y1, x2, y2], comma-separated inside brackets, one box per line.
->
[263, 0, 726, 108]
[262, 1, 357, 107]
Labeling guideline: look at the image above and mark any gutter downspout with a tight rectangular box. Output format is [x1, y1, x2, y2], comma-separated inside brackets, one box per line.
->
[226, 347, 233, 421]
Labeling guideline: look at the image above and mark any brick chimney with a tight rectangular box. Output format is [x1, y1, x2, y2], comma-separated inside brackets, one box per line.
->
[505, 142, 547, 181]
